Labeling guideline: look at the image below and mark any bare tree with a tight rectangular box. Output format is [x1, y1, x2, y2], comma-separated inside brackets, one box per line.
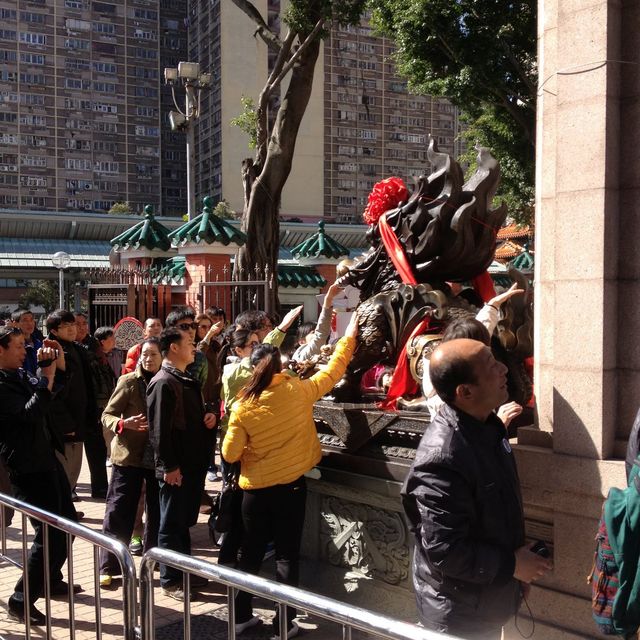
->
[231, 0, 365, 310]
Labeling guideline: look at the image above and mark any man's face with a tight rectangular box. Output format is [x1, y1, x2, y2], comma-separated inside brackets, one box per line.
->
[173, 319, 196, 343]
[171, 332, 196, 366]
[100, 335, 116, 354]
[467, 346, 509, 414]
[139, 342, 162, 373]
[0, 332, 26, 370]
[144, 318, 163, 338]
[53, 320, 77, 343]
[75, 315, 89, 340]
[18, 313, 35, 338]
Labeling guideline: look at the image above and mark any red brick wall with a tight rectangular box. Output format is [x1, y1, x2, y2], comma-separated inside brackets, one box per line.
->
[184, 253, 231, 313]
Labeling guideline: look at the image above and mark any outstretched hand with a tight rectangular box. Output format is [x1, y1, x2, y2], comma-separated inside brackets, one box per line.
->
[278, 305, 304, 332]
[488, 283, 524, 309]
[497, 401, 523, 428]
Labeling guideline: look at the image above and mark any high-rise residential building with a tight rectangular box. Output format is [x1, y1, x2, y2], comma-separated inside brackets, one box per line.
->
[0, 0, 188, 215]
[185, 3, 463, 223]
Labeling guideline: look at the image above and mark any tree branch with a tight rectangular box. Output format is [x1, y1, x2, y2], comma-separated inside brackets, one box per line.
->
[230, 0, 281, 52]
[267, 19, 325, 94]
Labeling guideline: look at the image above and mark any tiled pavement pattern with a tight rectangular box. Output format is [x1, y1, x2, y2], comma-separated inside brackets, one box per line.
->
[0, 460, 380, 640]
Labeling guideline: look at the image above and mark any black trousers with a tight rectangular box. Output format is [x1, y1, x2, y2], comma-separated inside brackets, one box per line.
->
[158, 470, 205, 587]
[235, 476, 307, 624]
[10, 460, 77, 605]
[84, 419, 108, 496]
[99, 464, 160, 575]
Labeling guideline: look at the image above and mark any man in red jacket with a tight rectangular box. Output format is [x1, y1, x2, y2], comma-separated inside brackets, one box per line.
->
[123, 317, 163, 374]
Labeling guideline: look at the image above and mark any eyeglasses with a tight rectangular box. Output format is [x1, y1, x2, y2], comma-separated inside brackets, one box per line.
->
[176, 322, 198, 331]
[198, 324, 211, 330]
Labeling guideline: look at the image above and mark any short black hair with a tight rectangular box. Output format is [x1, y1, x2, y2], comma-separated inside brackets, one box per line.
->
[0, 326, 22, 348]
[11, 309, 32, 323]
[141, 336, 161, 350]
[165, 307, 196, 328]
[159, 327, 184, 357]
[205, 306, 226, 322]
[234, 310, 268, 332]
[429, 353, 478, 405]
[442, 318, 491, 346]
[46, 309, 75, 332]
[94, 326, 114, 343]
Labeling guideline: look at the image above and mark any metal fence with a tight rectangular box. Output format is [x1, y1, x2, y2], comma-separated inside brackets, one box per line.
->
[140, 547, 463, 640]
[0, 492, 137, 640]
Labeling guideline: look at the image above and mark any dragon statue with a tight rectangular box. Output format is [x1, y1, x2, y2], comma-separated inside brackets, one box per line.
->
[331, 139, 533, 406]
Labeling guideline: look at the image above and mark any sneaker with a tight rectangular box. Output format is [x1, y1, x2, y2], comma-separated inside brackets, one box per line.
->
[161, 584, 198, 602]
[263, 542, 275, 560]
[129, 535, 143, 556]
[271, 620, 299, 639]
[99, 574, 113, 588]
[235, 615, 261, 634]
[7, 596, 46, 626]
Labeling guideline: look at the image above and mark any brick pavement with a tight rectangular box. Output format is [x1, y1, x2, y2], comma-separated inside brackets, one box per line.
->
[0, 458, 378, 640]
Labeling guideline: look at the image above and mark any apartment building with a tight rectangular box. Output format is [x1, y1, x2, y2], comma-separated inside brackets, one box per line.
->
[0, 0, 188, 215]
[185, 2, 463, 223]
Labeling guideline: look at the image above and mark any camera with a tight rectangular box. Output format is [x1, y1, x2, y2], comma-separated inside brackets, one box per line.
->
[530, 540, 551, 558]
[38, 348, 59, 368]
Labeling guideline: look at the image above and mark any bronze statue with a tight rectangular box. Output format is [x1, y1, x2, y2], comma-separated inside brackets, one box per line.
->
[331, 139, 532, 404]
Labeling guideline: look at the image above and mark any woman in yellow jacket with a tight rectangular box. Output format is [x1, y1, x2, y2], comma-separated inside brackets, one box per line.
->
[222, 313, 358, 638]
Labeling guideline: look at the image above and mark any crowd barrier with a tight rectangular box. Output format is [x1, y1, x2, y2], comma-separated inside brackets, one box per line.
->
[1, 492, 463, 640]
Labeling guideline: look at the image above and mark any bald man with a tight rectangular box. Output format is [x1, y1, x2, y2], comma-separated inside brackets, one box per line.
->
[402, 339, 551, 639]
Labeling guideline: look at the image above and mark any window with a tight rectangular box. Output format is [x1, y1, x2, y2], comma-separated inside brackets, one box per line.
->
[0, 71, 17, 82]
[0, 51, 17, 62]
[134, 67, 158, 79]
[65, 19, 90, 31]
[136, 106, 158, 117]
[134, 86, 158, 98]
[93, 141, 116, 153]
[135, 125, 159, 137]
[95, 121, 118, 133]
[135, 145, 159, 157]
[19, 114, 46, 126]
[134, 29, 157, 41]
[21, 135, 47, 147]
[0, 9, 16, 19]
[0, 175, 18, 186]
[21, 155, 47, 167]
[20, 72, 46, 85]
[21, 196, 46, 207]
[93, 22, 115, 34]
[0, 134, 18, 145]
[0, 195, 18, 206]
[0, 113, 17, 123]
[93, 81, 116, 93]
[133, 8, 158, 20]
[360, 130, 377, 140]
[93, 62, 116, 74]
[65, 0, 86, 8]
[20, 175, 47, 187]
[65, 78, 90, 89]
[65, 158, 93, 170]
[65, 38, 90, 50]
[133, 47, 157, 60]
[94, 160, 119, 173]
[65, 139, 91, 151]
[20, 12, 45, 23]
[93, 2, 116, 12]
[0, 31, 17, 41]
[20, 53, 45, 65]
[337, 145, 356, 155]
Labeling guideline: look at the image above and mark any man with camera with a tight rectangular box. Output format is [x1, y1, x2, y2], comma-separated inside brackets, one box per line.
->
[402, 338, 552, 639]
[0, 325, 78, 626]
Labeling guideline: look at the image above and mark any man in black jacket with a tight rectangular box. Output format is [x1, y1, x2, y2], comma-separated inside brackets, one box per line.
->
[46, 310, 102, 498]
[403, 338, 551, 639]
[147, 328, 217, 600]
[0, 326, 78, 625]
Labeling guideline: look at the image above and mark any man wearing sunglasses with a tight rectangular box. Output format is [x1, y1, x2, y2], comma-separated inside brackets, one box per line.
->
[0, 326, 79, 626]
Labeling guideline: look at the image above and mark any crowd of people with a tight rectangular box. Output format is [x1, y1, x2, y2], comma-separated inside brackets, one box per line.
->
[0, 285, 554, 639]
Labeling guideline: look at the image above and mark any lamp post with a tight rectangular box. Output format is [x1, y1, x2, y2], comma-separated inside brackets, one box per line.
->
[51, 251, 71, 309]
[164, 62, 212, 220]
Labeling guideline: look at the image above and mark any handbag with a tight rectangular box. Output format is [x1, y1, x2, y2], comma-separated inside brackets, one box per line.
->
[208, 462, 240, 541]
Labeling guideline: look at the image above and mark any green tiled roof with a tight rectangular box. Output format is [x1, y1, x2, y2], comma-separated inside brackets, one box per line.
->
[169, 196, 247, 247]
[278, 264, 326, 288]
[152, 256, 186, 284]
[290, 220, 349, 260]
[110, 205, 172, 251]
[510, 249, 534, 271]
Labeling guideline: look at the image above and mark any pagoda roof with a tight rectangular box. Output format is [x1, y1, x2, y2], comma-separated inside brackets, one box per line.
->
[497, 223, 532, 241]
[278, 264, 326, 288]
[495, 239, 525, 261]
[290, 220, 349, 260]
[110, 205, 172, 252]
[169, 196, 247, 248]
[510, 249, 534, 271]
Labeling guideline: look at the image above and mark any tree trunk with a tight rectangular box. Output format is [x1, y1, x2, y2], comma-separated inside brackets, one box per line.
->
[235, 35, 321, 314]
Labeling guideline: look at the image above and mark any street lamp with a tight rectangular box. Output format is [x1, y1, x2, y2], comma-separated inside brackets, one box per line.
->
[51, 251, 71, 309]
[164, 61, 212, 220]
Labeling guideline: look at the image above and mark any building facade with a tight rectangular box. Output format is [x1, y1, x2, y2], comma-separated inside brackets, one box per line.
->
[0, 0, 188, 215]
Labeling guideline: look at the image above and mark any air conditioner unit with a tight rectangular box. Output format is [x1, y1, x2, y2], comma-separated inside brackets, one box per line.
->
[9, 165, 17, 171]
[84, 203, 92, 210]
[84, 183, 91, 190]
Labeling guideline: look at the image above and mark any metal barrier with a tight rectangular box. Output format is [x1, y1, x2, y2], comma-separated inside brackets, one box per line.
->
[0, 492, 137, 640]
[140, 547, 464, 640]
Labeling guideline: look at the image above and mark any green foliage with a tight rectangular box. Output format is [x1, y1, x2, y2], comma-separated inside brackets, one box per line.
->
[370, 0, 536, 222]
[107, 201, 134, 215]
[284, 0, 368, 36]
[18, 280, 59, 314]
[230, 96, 258, 150]
[213, 199, 238, 220]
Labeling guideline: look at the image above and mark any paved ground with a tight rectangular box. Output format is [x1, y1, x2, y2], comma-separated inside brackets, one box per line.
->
[0, 459, 380, 640]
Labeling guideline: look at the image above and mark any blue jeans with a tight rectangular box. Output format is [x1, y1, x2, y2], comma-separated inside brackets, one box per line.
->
[157, 470, 205, 587]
